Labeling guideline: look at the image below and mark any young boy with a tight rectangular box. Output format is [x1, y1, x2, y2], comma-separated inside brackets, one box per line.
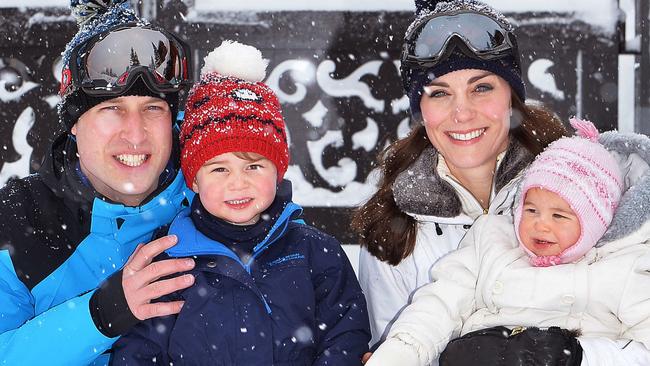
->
[111, 40, 371, 365]
[367, 119, 650, 366]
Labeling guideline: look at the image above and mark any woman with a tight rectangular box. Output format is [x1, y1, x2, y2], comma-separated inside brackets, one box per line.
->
[353, 0, 650, 364]
[352, 0, 566, 346]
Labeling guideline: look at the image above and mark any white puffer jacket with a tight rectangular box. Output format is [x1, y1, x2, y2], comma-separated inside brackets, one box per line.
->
[367, 214, 650, 366]
[364, 131, 650, 366]
[360, 140, 530, 346]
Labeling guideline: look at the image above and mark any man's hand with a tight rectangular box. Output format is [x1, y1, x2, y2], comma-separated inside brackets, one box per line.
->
[122, 235, 195, 320]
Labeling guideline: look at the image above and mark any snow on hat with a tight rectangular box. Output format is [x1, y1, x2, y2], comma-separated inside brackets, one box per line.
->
[513, 118, 623, 266]
[403, 0, 525, 119]
[180, 40, 289, 187]
[58, 0, 178, 130]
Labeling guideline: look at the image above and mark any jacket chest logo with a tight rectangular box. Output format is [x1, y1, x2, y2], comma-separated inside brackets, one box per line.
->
[266, 253, 305, 267]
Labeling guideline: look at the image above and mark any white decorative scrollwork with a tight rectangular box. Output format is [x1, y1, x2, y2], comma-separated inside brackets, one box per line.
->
[316, 60, 385, 113]
[0, 107, 35, 185]
[528, 58, 566, 101]
[266, 59, 316, 104]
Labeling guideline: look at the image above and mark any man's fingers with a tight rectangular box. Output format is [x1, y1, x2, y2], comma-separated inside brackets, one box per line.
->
[133, 300, 186, 320]
[126, 258, 195, 289]
[141, 274, 195, 302]
[123, 243, 144, 268]
[125, 235, 178, 271]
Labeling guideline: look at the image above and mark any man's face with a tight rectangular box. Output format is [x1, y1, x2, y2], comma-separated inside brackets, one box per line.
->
[71, 95, 173, 206]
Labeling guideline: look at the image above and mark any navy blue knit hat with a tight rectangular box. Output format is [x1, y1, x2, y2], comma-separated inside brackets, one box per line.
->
[58, 0, 178, 130]
[403, 0, 525, 120]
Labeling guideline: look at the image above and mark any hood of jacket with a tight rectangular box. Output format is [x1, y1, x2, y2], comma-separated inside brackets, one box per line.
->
[392, 138, 533, 217]
[598, 130, 650, 244]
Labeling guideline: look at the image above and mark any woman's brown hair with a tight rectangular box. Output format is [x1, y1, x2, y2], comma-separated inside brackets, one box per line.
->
[350, 96, 568, 265]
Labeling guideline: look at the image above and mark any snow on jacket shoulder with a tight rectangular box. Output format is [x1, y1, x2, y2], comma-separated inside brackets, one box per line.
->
[111, 203, 371, 366]
[0, 134, 191, 366]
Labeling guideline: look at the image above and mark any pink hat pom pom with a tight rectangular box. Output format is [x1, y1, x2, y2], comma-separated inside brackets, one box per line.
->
[569, 117, 600, 142]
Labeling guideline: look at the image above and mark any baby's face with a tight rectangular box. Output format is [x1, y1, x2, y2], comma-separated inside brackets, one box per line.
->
[518, 188, 581, 257]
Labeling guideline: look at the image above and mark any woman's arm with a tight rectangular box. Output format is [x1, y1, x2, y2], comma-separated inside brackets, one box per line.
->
[358, 246, 413, 346]
[365, 219, 485, 366]
[579, 338, 650, 366]
[580, 250, 650, 365]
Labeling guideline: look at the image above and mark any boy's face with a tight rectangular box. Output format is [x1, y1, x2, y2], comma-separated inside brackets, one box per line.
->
[71, 95, 173, 207]
[518, 188, 581, 257]
[192, 152, 278, 225]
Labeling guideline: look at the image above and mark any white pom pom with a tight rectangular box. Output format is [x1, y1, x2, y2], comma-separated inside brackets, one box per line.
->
[200, 40, 268, 82]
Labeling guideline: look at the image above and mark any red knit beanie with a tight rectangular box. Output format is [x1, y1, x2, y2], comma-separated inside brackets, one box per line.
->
[180, 40, 289, 187]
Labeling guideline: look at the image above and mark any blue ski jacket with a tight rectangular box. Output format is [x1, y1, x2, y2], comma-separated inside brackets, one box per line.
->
[111, 193, 370, 365]
[0, 134, 192, 365]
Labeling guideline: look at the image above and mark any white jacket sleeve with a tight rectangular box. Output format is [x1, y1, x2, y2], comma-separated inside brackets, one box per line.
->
[617, 249, 650, 348]
[366, 220, 484, 366]
[581, 242, 650, 365]
[580, 338, 650, 366]
[359, 246, 413, 346]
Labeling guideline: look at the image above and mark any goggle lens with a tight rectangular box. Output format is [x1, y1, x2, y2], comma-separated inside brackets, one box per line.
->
[403, 12, 517, 68]
[64, 25, 191, 97]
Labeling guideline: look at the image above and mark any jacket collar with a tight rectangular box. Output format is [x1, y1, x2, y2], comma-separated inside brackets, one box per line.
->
[392, 138, 533, 217]
[190, 179, 294, 249]
[166, 200, 303, 259]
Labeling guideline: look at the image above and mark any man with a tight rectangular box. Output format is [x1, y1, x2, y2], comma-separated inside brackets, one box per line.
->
[0, 1, 196, 364]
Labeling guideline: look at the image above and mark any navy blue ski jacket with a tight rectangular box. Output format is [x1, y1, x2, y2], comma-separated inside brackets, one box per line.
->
[111, 188, 370, 365]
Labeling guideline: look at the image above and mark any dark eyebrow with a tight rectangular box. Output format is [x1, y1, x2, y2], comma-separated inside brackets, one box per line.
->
[426, 72, 494, 88]
[108, 96, 166, 104]
[427, 80, 449, 87]
[468, 72, 493, 84]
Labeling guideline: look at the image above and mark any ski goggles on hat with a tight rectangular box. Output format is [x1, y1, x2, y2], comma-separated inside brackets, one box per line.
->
[60, 23, 192, 98]
[401, 10, 520, 72]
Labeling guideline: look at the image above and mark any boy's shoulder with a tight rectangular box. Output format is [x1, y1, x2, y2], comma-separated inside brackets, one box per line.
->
[286, 221, 340, 245]
[280, 222, 349, 263]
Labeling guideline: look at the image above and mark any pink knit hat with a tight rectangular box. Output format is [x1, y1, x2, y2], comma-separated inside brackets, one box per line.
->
[513, 118, 623, 266]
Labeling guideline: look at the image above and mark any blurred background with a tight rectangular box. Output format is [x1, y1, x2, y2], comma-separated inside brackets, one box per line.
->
[0, 1, 647, 269]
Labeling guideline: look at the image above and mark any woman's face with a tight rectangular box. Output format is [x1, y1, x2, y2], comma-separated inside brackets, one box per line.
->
[419, 69, 512, 174]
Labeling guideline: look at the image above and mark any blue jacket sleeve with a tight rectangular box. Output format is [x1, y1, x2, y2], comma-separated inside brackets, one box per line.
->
[0, 250, 116, 366]
[311, 236, 371, 366]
